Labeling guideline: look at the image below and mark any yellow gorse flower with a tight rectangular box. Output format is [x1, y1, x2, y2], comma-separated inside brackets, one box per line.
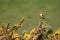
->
[23, 33, 30, 40]
[19, 17, 26, 26]
[14, 24, 21, 28]
[12, 33, 19, 38]
[54, 30, 60, 35]
[11, 32, 20, 40]
[14, 17, 26, 28]
[30, 28, 35, 35]
[0, 28, 2, 31]
[15, 38, 20, 40]
[0, 28, 3, 33]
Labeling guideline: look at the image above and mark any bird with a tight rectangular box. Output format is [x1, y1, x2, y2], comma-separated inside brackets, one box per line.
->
[39, 12, 45, 20]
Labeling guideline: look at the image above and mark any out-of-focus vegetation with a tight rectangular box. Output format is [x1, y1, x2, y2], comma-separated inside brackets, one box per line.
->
[0, 0, 60, 34]
[0, 17, 60, 40]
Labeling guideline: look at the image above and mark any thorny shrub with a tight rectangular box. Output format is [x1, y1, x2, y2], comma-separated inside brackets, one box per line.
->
[0, 17, 60, 40]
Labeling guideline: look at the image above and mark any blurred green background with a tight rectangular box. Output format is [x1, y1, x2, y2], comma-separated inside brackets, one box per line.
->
[0, 0, 60, 34]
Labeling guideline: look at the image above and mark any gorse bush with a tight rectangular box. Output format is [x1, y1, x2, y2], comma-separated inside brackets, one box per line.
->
[0, 14, 60, 40]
